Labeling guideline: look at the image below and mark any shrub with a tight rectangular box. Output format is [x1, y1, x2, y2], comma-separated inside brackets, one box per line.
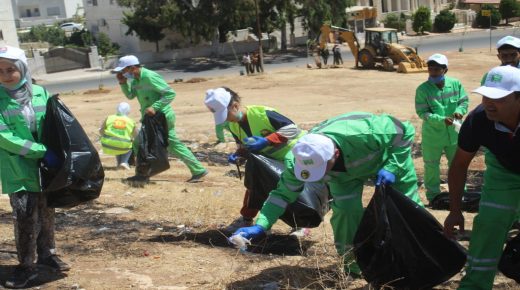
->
[434, 9, 457, 32]
[413, 6, 432, 34]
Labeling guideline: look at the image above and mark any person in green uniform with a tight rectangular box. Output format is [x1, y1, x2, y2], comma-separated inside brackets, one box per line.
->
[204, 87, 306, 232]
[231, 113, 423, 277]
[99, 102, 137, 170]
[415, 53, 468, 206]
[0, 46, 69, 289]
[444, 65, 520, 290]
[114, 55, 208, 183]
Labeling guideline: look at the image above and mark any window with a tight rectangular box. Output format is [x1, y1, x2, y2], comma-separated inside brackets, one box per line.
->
[110, 0, 115, 4]
[26, 9, 31, 17]
[86, 0, 98, 6]
[34, 8, 40, 17]
[93, 0, 98, 6]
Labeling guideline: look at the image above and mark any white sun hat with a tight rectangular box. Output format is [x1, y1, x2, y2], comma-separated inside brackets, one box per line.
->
[114, 55, 140, 72]
[473, 65, 520, 99]
[293, 134, 335, 182]
[427, 53, 448, 67]
[0, 46, 27, 64]
[204, 88, 232, 125]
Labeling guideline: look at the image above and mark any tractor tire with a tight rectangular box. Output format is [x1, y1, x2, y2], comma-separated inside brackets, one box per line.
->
[358, 50, 375, 69]
[382, 58, 394, 71]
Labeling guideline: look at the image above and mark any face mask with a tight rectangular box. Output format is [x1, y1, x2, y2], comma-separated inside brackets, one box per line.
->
[428, 75, 445, 84]
[235, 111, 243, 121]
[123, 72, 134, 80]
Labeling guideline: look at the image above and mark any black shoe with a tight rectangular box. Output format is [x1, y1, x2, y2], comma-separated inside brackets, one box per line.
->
[429, 193, 450, 210]
[186, 170, 208, 183]
[5, 266, 38, 289]
[37, 255, 70, 272]
[123, 175, 150, 187]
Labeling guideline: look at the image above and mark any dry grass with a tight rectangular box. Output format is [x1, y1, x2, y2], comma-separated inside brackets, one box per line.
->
[0, 49, 518, 289]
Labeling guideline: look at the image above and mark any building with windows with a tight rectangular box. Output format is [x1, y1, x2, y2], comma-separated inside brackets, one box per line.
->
[355, 0, 450, 21]
[0, 0, 19, 46]
[11, 0, 84, 28]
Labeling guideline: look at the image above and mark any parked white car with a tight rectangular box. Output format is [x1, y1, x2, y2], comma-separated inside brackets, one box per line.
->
[60, 22, 83, 32]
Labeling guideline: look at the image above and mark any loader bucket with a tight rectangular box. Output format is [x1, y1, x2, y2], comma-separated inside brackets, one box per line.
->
[397, 61, 428, 73]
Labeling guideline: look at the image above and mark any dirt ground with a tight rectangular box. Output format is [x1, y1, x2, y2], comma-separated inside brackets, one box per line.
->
[0, 48, 518, 289]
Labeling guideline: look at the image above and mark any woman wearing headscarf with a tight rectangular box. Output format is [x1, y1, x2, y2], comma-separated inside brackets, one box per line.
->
[99, 102, 137, 170]
[0, 46, 69, 289]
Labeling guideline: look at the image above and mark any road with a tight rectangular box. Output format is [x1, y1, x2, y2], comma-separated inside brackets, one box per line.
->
[44, 27, 520, 93]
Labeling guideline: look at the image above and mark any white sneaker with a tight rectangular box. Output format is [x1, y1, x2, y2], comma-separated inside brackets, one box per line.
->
[223, 216, 253, 233]
[119, 163, 130, 170]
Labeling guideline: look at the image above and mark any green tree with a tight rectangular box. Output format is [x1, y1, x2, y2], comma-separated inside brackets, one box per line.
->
[476, 5, 501, 27]
[117, 0, 178, 52]
[499, 0, 518, 24]
[67, 29, 92, 47]
[434, 9, 456, 32]
[413, 6, 432, 34]
[296, 0, 351, 38]
[383, 13, 407, 31]
[96, 32, 120, 56]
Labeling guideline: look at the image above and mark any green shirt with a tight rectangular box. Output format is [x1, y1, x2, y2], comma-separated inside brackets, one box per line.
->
[415, 76, 468, 144]
[120, 67, 176, 125]
[0, 85, 50, 193]
[256, 112, 415, 230]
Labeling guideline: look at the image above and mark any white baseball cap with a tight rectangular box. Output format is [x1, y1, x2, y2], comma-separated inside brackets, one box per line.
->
[117, 102, 131, 115]
[293, 134, 335, 182]
[204, 88, 232, 125]
[114, 55, 140, 72]
[427, 53, 448, 67]
[0, 46, 27, 64]
[497, 36, 520, 49]
[473, 65, 520, 99]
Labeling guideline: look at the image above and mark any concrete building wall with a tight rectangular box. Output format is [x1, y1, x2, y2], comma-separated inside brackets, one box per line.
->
[0, 0, 19, 47]
[12, 0, 83, 28]
[83, 0, 141, 54]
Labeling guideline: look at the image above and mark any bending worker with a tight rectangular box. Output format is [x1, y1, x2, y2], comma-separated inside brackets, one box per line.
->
[444, 65, 520, 289]
[205, 87, 305, 233]
[415, 54, 468, 206]
[232, 112, 423, 277]
[99, 102, 137, 170]
[114, 55, 208, 183]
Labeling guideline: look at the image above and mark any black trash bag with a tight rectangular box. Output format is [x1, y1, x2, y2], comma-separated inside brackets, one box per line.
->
[499, 233, 520, 283]
[244, 153, 330, 228]
[429, 192, 481, 213]
[135, 112, 170, 177]
[40, 95, 104, 208]
[353, 185, 467, 289]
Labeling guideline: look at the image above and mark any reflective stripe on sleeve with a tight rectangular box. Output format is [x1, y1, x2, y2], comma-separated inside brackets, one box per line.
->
[266, 196, 288, 209]
[19, 140, 33, 156]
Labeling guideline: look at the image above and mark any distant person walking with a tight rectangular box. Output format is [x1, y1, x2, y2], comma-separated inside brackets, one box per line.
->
[99, 102, 137, 170]
[114, 55, 208, 184]
[333, 43, 343, 65]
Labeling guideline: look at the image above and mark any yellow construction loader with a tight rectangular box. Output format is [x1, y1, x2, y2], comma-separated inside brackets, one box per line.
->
[318, 24, 427, 73]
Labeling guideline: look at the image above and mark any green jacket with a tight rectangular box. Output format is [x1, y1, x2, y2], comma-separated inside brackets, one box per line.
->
[120, 67, 176, 127]
[0, 85, 50, 193]
[256, 112, 415, 230]
[415, 76, 468, 145]
[228, 105, 305, 160]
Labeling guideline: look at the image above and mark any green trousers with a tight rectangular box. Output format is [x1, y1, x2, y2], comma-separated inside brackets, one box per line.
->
[329, 156, 422, 275]
[168, 127, 206, 175]
[422, 138, 457, 201]
[459, 152, 520, 290]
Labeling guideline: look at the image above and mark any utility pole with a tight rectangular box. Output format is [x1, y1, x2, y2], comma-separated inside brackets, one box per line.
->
[254, 0, 264, 72]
